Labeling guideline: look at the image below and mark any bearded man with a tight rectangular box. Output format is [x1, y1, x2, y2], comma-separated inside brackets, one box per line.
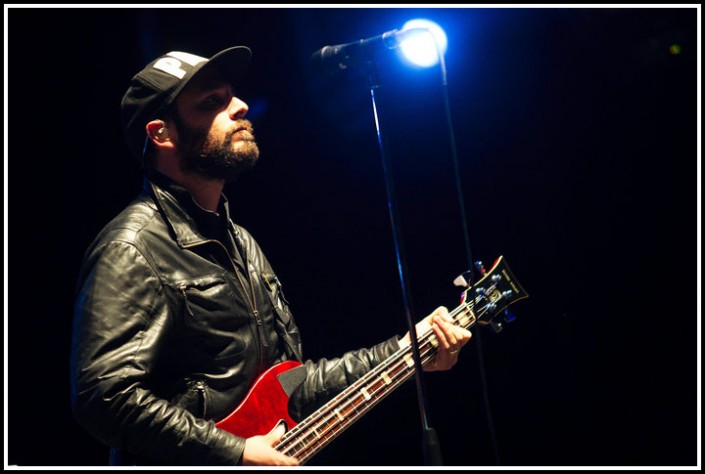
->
[69, 46, 470, 466]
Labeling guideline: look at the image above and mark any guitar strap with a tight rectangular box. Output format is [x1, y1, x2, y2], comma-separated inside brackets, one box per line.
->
[271, 307, 304, 363]
[231, 224, 303, 363]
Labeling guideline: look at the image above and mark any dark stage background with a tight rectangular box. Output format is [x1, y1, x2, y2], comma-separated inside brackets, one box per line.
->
[6, 6, 699, 467]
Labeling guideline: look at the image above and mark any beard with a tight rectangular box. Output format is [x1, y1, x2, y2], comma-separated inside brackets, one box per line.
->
[178, 119, 260, 183]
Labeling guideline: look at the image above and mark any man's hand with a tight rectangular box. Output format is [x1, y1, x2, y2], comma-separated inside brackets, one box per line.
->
[242, 423, 299, 466]
[399, 306, 472, 372]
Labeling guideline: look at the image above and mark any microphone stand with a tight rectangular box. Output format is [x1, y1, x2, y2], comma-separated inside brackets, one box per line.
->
[366, 63, 443, 466]
[436, 45, 501, 466]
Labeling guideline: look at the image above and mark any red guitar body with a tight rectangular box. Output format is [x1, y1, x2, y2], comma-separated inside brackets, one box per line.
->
[215, 360, 302, 438]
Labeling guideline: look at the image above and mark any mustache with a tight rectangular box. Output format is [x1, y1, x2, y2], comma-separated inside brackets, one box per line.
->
[226, 120, 255, 141]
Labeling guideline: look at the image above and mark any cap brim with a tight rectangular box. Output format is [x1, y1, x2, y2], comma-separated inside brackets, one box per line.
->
[200, 45, 252, 88]
[165, 45, 252, 108]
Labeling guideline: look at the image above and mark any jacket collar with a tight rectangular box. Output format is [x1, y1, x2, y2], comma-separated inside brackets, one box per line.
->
[144, 171, 233, 248]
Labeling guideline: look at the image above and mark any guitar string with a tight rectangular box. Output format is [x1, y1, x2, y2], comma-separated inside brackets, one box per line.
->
[285, 314, 482, 463]
[279, 298, 493, 463]
[285, 331, 440, 462]
[278, 311, 454, 459]
[278, 285, 496, 459]
[288, 303, 491, 464]
[278, 297, 488, 460]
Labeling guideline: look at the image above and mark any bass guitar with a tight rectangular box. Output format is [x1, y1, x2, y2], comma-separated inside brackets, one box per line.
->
[216, 255, 528, 464]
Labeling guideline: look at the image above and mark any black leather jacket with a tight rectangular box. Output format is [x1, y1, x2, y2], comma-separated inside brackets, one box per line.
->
[70, 174, 400, 465]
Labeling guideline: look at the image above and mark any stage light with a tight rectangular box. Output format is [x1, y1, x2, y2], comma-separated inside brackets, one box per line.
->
[399, 19, 448, 68]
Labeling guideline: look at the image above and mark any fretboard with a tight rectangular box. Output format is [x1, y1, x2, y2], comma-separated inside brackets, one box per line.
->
[275, 300, 479, 464]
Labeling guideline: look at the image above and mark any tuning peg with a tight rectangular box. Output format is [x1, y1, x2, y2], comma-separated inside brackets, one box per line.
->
[489, 318, 504, 333]
[453, 270, 474, 288]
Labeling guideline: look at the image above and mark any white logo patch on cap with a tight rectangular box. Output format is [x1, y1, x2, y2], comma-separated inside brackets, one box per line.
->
[152, 51, 208, 79]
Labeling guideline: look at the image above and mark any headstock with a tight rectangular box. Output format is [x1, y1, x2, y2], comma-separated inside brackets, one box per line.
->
[454, 256, 528, 332]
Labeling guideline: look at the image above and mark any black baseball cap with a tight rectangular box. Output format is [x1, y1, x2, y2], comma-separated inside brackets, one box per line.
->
[121, 46, 252, 161]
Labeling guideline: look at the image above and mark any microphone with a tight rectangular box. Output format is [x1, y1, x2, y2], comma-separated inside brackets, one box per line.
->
[311, 28, 426, 76]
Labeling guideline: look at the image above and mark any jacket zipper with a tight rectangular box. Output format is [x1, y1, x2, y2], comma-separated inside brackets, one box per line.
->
[183, 239, 266, 366]
[195, 380, 208, 418]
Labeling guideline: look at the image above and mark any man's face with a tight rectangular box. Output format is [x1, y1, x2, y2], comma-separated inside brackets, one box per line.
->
[171, 67, 259, 182]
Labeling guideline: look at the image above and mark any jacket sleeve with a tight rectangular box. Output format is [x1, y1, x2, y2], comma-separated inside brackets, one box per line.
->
[70, 240, 246, 465]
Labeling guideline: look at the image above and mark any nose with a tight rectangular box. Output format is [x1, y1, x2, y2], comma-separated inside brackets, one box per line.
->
[228, 96, 248, 120]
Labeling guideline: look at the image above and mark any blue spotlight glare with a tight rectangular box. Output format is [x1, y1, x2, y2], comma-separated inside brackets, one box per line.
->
[399, 19, 448, 68]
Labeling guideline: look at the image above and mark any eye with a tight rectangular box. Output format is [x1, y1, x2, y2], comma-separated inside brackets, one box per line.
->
[199, 94, 226, 110]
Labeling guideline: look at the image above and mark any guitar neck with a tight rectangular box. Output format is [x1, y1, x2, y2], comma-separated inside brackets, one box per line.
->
[275, 301, 478, 464]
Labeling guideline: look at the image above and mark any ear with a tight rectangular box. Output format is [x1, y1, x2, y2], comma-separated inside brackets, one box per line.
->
[145, 120, 174, 149]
